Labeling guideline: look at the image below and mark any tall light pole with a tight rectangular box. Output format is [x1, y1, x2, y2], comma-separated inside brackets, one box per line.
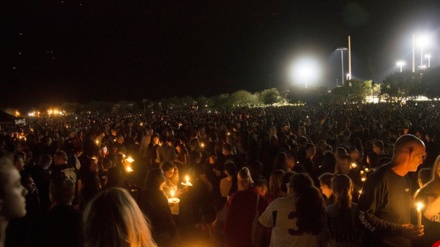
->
[348, 36, 352, 80]
[412, 34, 415, 72]
[418, 36, 429, 69]
[337, 47, 347, 85]
[396, 61, 405, 72]
[425, 54, 431, 68]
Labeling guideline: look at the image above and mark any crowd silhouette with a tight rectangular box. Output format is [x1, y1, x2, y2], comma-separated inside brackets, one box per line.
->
[0, 102, 439, 246]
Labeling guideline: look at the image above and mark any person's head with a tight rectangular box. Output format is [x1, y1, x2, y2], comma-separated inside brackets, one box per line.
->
[336, 154, 351, 175]
[54, 150, 68, 166]
[224, 162, 236, 177]
[50, 176, 75, 205]
[38, 154, 52, 169]
[14, 153, 25, 171]
[418, 168, 432, 188]
[152, 134, 159, 145]
[288, 173, 325, 234]
[392, 134, 426, 173]
[254, 179, 269, 197]
[305, 143, 316, 159]
[286, 154, 296, 171]
[280, 171, 295, 194]
[372, 140, 384, 155]
[144, 168, 165, 191]
[222, 143, 232, 156]
[82, 187, 156, 247]
[0, 151, 28, 220]
[273, 152, 287, 171]
[318, 173, 334, 199]
[428, 155, 440, 183]
[334, 146, 348, 160]
[161, 162, 177, 180]
[331, 174, 353, 210]
[237, 167, 253, 191]
[269, 169, 285, 197]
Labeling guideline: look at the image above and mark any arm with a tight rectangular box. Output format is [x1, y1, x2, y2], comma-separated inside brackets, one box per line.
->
[356, 176, 403, 237]
[258, 202, 274, 228]
[200, 174, 213, 191]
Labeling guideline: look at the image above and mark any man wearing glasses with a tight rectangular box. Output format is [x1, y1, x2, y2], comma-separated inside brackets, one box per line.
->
[357, 134, 425, 247]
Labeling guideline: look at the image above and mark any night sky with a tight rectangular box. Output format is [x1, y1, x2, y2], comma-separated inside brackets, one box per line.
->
[1, 0, 439, 107]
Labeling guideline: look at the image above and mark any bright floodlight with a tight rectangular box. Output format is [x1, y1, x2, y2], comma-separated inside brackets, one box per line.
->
[417, 35, 431, 67]
[290, 57, 320, 89]
[396, 61, 405, 72]
[417, 35, 430, 47]
[425, 54, 432, 68]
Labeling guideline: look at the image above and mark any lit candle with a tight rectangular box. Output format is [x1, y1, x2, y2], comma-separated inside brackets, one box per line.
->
[126, 166, 133, 172]
[416, 202, 424, 226]
[351, 163, 357, 169]
[170, 190, 175, 198]
[185, 175, 189, 185]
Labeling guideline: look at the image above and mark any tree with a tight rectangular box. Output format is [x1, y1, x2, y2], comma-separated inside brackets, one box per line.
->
[229, 90, 258, 107]
[380, 71, 421, 102]
[347, 80, 370, 103]
[421, 67, 440, 99]
[259, 88, 282, 105]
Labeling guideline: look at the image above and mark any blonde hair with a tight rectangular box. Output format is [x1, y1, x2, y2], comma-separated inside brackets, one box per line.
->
[83, 187, 156, 247]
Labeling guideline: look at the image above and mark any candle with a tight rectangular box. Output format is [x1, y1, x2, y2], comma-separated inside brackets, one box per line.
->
[125, 166, 134, 172]
[170, 190, 175, 198]
[416, 202, 424, 226]
[185, 176, 189, 184]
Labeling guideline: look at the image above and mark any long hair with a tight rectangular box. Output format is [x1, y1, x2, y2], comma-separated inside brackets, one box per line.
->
[331, 174, 353, 217]
[269, 169, 285, 199]
[290, 173, 326, 235]
[0, 151, 14, 198]
[82, 187, 156, 247]
[237, 167, 253, 191]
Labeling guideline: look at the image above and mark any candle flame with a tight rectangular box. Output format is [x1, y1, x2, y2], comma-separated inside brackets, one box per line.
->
[185, 175, 189, 184]
[170, 190, 175, 198]
[126, 166, 134, 172]
[351, 163, 358, 169]
[416, 202, 424, 211]
[126, 156, 135, 163]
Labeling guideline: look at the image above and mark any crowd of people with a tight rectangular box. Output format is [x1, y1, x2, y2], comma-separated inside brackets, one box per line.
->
[0, 102, 439, 247]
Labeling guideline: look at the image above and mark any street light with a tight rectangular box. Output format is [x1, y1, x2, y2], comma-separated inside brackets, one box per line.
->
[396, 61, 405, 72]
[337, 47, 347, 85]
[425, 54, 431, 68]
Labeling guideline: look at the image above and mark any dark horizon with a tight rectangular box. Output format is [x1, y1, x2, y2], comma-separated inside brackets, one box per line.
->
[1, 0, 439, 107]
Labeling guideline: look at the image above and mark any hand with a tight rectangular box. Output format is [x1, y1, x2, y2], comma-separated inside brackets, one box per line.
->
[401, 224, 424, 239]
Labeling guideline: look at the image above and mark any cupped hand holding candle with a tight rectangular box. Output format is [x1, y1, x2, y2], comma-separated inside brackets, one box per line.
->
[181, 175, 193, 186]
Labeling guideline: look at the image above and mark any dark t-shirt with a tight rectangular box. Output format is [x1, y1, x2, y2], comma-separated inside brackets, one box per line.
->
[357, 164, 413, 247]
[28, 205, 82, 247]
[52, 163, 78, 183]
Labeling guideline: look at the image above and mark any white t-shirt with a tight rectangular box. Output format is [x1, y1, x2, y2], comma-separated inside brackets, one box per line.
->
[259, 197, 320, 247]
